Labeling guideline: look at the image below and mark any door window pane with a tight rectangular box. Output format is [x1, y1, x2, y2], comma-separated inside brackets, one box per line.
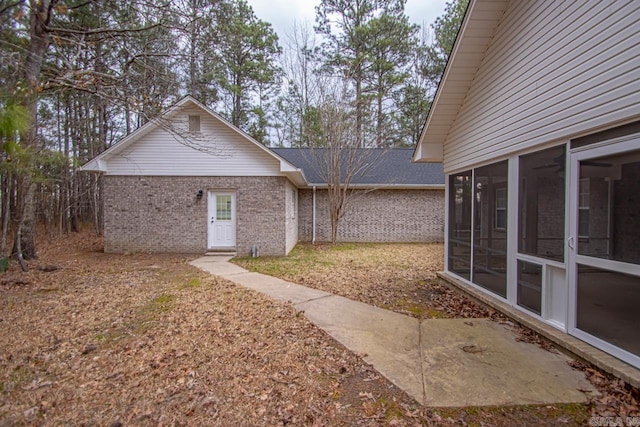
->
[517, 260, 542, 315]
[473, 160, 508, 297]
[578, 149, 640, 264]
[577, 264, 640, 358]
[216, 195, 232, 220]
[518, 146, 565, 261]
[448, 172, 472, 280]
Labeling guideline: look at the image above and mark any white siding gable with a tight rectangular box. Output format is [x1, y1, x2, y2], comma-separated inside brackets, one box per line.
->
[444, 0, 640, 173]
[102, 105, 283, 176]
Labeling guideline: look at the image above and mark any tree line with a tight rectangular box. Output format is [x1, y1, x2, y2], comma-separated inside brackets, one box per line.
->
[0, 0, 467, 263]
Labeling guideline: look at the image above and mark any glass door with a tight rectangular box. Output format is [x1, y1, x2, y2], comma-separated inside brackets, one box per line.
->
[568, 135, 640, 368]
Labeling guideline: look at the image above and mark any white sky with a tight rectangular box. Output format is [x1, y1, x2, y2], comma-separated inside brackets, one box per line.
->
[245, 0, 449, 43]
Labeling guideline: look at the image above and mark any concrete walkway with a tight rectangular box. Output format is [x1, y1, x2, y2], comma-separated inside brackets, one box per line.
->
[190, 256, 594, 407]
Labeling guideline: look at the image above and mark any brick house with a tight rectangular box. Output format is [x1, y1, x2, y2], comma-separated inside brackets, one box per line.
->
[413, 0, 640, 370]
[272, 148, 445, 244]
[82, 96, 444, 256]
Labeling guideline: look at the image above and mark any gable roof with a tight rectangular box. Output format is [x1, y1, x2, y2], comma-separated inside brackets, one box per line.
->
[272, 148, 444, 189]
[80, 96, 443, 189]
[413, 0, 509, 162]
[81, 96, 307, 186]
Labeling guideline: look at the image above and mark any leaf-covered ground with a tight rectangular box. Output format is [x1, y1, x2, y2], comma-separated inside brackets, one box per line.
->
[234, 242, 640, 426]
[0, 235, 637, 426]
[1, 233, 428, 426]
[233, 243, 503, 321]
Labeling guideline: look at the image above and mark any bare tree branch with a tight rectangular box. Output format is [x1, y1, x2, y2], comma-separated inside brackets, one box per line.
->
[0, 0, 21, 16]
[46, 23, 161, 37]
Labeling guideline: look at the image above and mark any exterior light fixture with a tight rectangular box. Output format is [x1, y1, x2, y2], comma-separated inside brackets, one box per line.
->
[196, 190, 203, 200]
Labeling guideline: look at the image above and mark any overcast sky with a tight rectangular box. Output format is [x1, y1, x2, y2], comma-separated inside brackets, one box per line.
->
[245, 0, 449, 43]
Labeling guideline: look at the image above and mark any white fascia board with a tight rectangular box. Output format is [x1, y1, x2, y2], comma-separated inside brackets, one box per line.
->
[79, 158, 98, 172]
[297, 183, 445, 190]
[284, 169, 309, 187]
[79, 158, 107, 172]
[413, 142, 444, 163]
[414, 0, 479, 163]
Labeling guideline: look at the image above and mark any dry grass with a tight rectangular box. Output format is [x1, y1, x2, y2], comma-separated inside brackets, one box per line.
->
[234, 241, 640, 426]
[233, 242, 500, 320]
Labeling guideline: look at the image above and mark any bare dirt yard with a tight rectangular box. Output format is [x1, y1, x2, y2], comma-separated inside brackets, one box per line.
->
[0, 234, 637, 426]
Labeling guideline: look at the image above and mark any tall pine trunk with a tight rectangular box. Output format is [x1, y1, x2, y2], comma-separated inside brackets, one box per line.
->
[14, 0, 58, 260]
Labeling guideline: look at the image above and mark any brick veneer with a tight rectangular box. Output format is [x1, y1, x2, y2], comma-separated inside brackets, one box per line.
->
[103, 176, 292, 255]
[298, 188, 444, 243]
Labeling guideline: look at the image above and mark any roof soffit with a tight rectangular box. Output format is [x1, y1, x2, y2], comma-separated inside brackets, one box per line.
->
[414, 0, 510, 162]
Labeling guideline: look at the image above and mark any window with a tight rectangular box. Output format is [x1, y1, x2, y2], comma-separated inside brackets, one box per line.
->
[495, 187, 507, 230]
[473, 160, 509, 298]
[448, 172, 473, 280]
[518, 145, 566, 261]
[517, 260, 542, 315]
[447, 161, 509, 298]
[188, 115, 201, 132]
[216, 195, 232, 221]
[577, 264, 640, 358]
[578, 178, 590, 238]
[578, 150, 640, 263]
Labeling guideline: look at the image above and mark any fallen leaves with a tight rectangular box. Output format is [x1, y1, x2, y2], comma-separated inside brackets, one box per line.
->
[569, 360, 640, 420]
[0, 231, 432, 426]
[2, 233, 638, 426]
[235, 241, 640, 425]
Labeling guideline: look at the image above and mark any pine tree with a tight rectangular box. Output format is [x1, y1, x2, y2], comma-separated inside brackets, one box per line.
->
[213, 0, 281, 142]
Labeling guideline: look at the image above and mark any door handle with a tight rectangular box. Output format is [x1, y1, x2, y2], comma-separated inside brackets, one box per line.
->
[568, 236, 575, 250]
[211, 217, 215, 224]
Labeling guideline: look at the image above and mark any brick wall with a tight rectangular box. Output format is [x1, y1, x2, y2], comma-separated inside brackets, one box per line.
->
[298, 188, 444, 243]
[103, 176, 292, 255]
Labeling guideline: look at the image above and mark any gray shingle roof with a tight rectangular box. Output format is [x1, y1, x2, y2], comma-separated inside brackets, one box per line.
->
[271, 148, 444, 187]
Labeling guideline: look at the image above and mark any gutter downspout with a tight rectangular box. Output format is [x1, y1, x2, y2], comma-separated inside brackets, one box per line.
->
[312, 185, 316, 244]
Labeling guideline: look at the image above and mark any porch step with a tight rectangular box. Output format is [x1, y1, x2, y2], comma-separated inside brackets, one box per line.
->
[205, 251, 237, 257]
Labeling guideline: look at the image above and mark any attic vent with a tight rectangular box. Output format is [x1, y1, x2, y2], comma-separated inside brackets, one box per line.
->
[188, 115, 201, 132]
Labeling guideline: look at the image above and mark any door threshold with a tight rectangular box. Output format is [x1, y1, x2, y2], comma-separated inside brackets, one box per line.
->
[205, 251, 237, 257]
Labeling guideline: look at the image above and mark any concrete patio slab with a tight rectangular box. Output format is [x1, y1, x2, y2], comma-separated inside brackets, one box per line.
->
[420, 318, 593, 407]
[190, 256, 594, 407]
[296, 295, 424, 402]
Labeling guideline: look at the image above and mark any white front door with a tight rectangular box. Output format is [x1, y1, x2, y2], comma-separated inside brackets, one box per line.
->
[567, 135, 640, 368]
[208, 192, 236, 249]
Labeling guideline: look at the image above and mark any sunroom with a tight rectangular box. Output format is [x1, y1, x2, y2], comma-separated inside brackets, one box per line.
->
[445, 129, 640, 369]
[413, 0, 640, 370]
